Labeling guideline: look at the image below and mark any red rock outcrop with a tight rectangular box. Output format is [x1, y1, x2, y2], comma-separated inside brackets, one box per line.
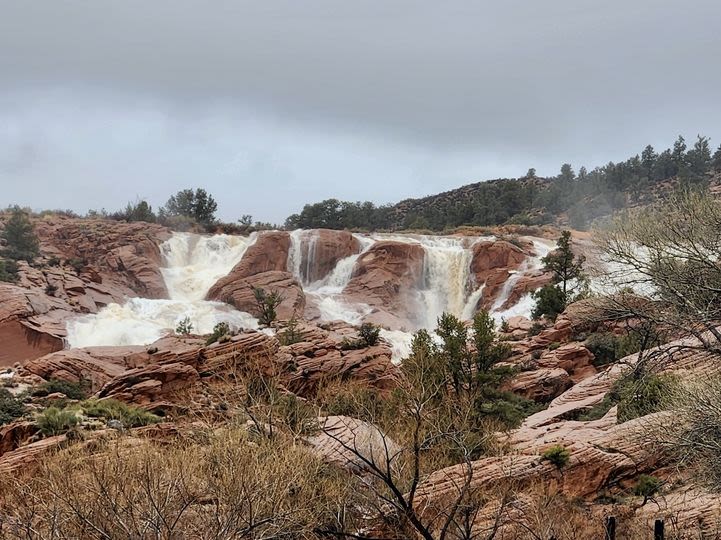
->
[298, 230, 360, 283]
[34, 216, 171, 299]
[468, 240, 528, 311]
[343, 241, 425, 329]
[0, 421, 38, 457]
[220, 231, 291, 279]
[208, 270, 305, 321]
[206, 231, 305, 320]
[22, 346, 144, 391]
[97, 362, 200, 409]
[0, 284, 65, 366]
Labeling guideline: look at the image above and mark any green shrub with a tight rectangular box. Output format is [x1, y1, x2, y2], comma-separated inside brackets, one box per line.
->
[36, 407, 79, 436]
[65, 258, 86, 273]
[499, 318, 510, 333]
[528, 322, 544, 337]
[279, 316, 304, 346]
[548, 341, 561, 351]
[2, 206, 40, 262]
[585, 332, 620, 367]
[33, 379, 90, 400]
[358, 322, 380, 347]
[532, 284, 567, 321]
[81, 399, 161, 428]
[0, 259, 19, 283]
[542, 445, 570, 468]
[252, 287, 283, 327]
[205, 321, 231, 345]
[175, 316, 193, 335]
[0, 388, 25, 425]
[579, 372, 678, 423]
[634, 474, 661, 499]
[617, 373, 678, 422]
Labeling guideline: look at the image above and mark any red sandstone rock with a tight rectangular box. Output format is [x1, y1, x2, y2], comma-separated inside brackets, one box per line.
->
[220, 231, 291, 279]
[33, 216, 171, 299]
[22, 346, 144, 391]
[97, 362, 200, 408]
[207, 270, 305, 321]
[343, 241, 425, 328]
[468, 240, 528, 311]
[0, 284, 64, 366]
[299, 230, 360, 283]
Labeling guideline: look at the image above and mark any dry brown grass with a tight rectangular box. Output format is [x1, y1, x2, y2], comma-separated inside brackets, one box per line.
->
[0, 428, 359, 539]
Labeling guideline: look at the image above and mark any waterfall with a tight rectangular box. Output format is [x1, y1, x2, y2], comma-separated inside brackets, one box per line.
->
[161, 233, 256, 302]
[489, 239, 555, 323]
[66, 232, 258, 347]
[307, 234, 375, 323]
[287, 229, 322, 286]
[416, 236, 474, 328]
[287, 229, 306, 284]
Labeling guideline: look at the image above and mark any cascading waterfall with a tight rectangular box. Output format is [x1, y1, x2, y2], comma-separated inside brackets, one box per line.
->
[490, 238, 555, 323]
[415, 237, 475, 328]
[307, 235, 376, 325]
[64, 228, 553, 361]
[66, 233, 258, 347]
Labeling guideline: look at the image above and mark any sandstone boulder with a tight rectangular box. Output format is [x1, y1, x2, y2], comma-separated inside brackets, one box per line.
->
[468, 240, 527, 311]
[297, 229, 361, 283]
[207, 270, 305, 321]
[343, 241, 425, 328]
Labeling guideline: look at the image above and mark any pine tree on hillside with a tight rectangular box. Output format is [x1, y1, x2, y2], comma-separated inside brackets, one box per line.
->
[2, 206, 39, 262]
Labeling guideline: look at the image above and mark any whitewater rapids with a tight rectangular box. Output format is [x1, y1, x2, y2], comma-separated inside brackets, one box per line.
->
[66, 230, 554, 361]
[65, 234, 258, 347]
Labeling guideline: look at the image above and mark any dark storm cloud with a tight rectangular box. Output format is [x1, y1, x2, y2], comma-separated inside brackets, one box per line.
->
[1, 1, 720, 220]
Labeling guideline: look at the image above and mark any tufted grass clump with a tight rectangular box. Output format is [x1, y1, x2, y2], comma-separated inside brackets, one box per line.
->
[37, 407, 79, 437]
[81, 399, 161, 428]
[32, 379, 91, 401]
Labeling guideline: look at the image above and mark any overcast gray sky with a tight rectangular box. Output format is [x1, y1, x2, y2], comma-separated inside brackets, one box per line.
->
[1, 1, 720, 223]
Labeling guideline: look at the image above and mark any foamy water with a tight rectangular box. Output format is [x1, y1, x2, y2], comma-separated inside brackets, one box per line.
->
[66, 233, 258, 348]
[66, 230, 553, 361]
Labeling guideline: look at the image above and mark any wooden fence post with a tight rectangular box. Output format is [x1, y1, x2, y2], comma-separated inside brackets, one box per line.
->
[604, 516, 616, 540]
[654, 519, 664, 540]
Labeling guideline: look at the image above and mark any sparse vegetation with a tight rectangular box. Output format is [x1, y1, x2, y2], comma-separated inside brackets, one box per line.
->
[542, 444, 570, 468]
[634, 474, 661, 503]
[252, 287, 283, 327]
[532, 230, 588, 320]
[0, 259, 19, 283]
[358, 322, 380, 346]
[1, 206, 40, 262]
[160, 188, 218, 230]
[175, 316, 194, 335]
[36, 407, 79, 437]
[205, 321, 231, 345]
[32, 379, 90, 401]
[0, 389, 25, 426]
[278, 315, 304, 346]
[81, 399, 160, 428]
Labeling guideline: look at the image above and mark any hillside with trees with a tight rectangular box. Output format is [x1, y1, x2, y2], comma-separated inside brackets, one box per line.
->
[285, 135, 721, 231]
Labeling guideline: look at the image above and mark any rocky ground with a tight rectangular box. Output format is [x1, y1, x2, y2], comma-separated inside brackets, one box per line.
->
[1, 215, 720, 538]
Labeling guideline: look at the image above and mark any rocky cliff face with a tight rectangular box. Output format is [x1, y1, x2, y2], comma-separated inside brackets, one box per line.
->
[0, 217, 171, 365]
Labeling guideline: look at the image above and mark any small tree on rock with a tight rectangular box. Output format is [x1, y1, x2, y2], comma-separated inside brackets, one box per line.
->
[533, 230, 587, 320]
[253, 287, 284, 327]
